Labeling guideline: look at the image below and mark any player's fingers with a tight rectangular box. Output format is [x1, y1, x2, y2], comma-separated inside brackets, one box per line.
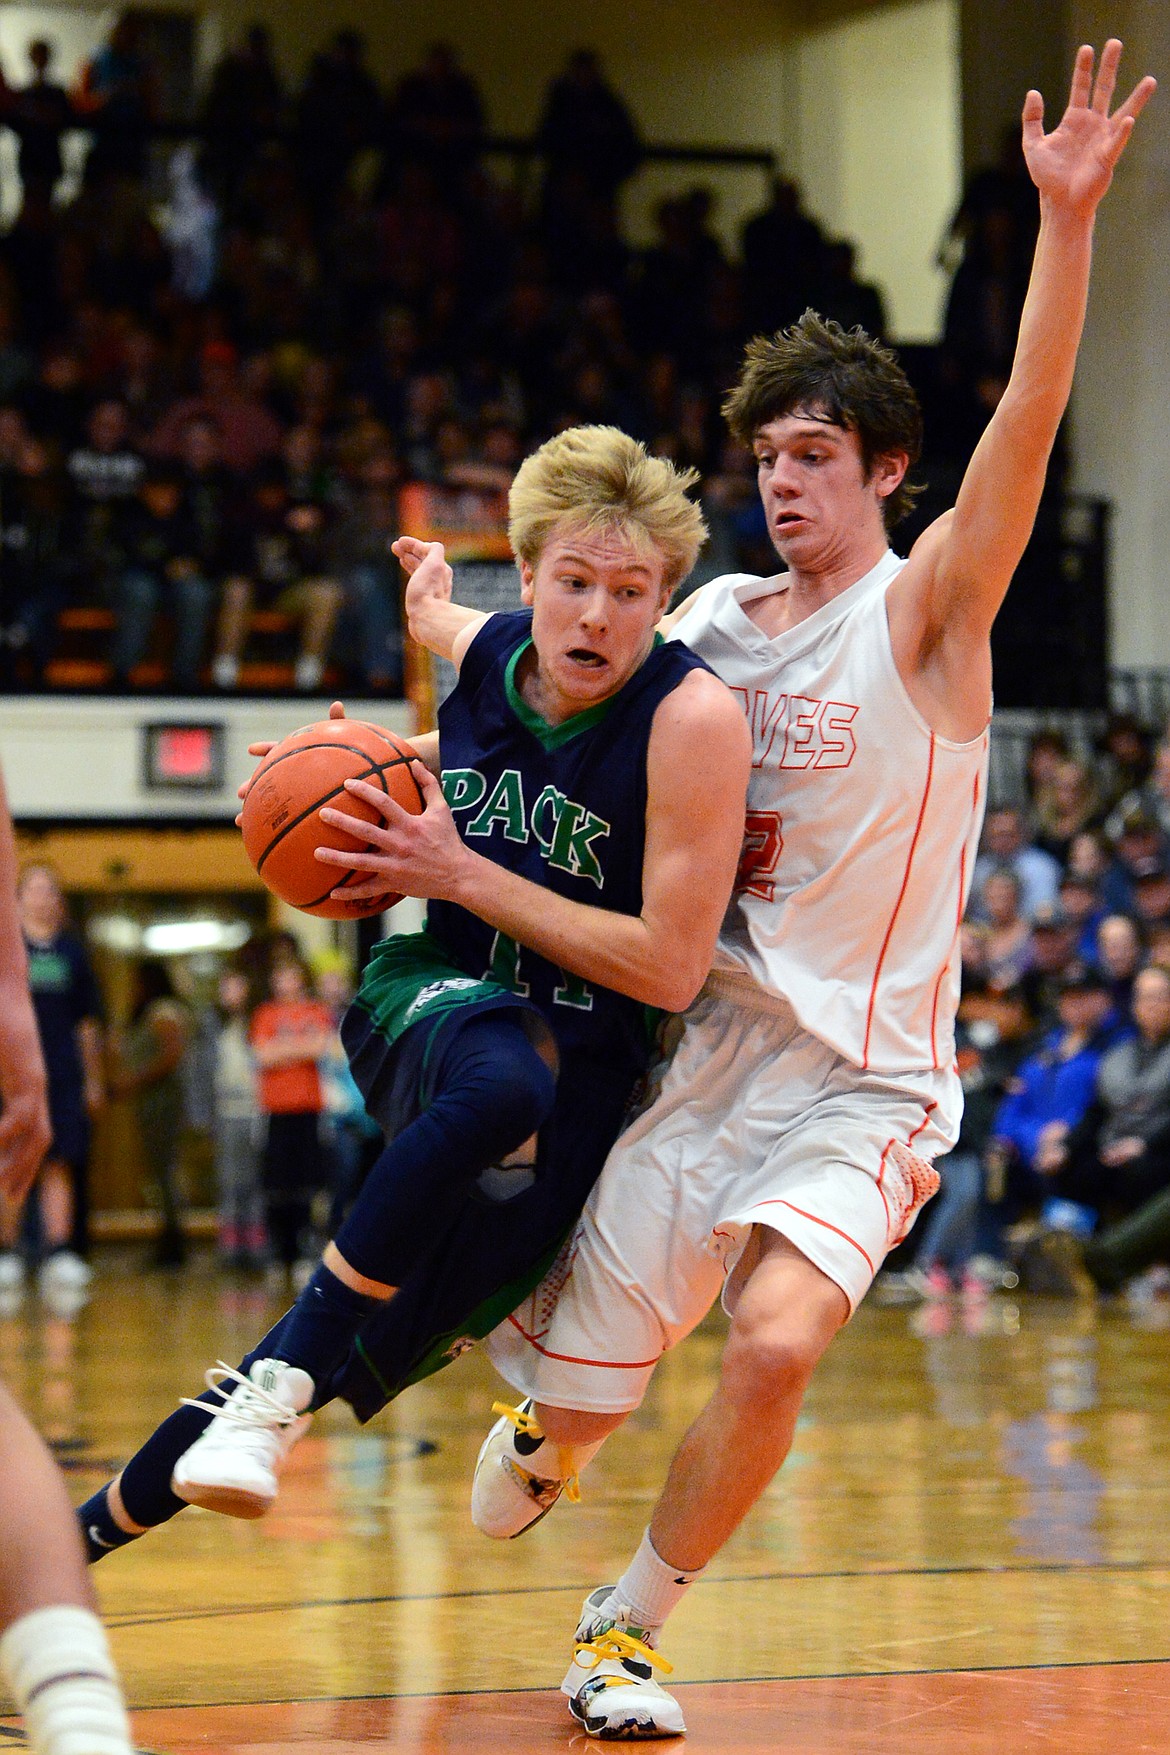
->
[1021, 89, 1044, 142]
[1101, 113, 1137, 169]
[315, 847, 389, 873]
[330, 877, 395, 902]
[328, 700, 347, 719]
[343, 774, 415, 816]
[1068, 43, 1095, 110]
[1112, 72, 1157, 125]
[246, 741, 276, 759]
[412, 760, 442, 802]
[317, 805, 394, 842]
[1091, 38, 1121, 113]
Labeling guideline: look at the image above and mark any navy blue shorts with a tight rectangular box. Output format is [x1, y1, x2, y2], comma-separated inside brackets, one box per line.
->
[318, 1046, 639, 1422]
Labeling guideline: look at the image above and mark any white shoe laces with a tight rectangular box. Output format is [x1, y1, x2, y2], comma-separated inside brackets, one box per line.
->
[180, 1361, 304, 1430]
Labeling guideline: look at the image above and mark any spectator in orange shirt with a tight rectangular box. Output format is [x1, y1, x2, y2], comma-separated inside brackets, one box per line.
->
[250, 957, 333, 1278]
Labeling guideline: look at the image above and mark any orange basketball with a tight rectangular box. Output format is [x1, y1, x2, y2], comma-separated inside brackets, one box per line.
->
[240, 719, 424, 919]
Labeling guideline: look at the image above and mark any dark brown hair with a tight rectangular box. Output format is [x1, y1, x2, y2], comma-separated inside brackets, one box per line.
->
[722, 310, 924, 527]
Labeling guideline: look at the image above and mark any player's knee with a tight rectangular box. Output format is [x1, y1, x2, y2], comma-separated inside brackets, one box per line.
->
[720, 1315, 823, 1412]
[460, 1027, 558, 1148]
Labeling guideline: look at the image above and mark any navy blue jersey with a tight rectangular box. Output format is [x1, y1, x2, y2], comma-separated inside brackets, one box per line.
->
[24, 930, 101, 1097]
[427, 609, 709, 1082]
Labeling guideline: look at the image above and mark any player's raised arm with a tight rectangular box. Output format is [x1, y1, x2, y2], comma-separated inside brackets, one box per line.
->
[394, 537, 490, 671]
[892, 41, 1155, 693]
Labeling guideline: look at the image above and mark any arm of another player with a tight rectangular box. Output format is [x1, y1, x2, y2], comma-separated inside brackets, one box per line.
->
[0, 765, 51, 1204]
[320, 669, 752, 1011]
[394, 536, 489, 671]
[889, 41, 1155, 724]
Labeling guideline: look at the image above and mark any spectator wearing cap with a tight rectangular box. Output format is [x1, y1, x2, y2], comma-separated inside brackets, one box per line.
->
[989, 964, 1127, 1215]
[1020, 900, 1081, 1025]
[149, 342, 283, 476]
[1131, 861, 1170, 936]
[1058, 868, 1105, 965]
[973, 805, 1060, 923]
[1100, 806, 1165, 915]
[1096, 914, 1143, 1020]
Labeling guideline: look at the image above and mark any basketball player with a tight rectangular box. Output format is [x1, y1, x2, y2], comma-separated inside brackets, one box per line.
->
[76, 425, 750, 1551]
[0, 765, 135, 1755]
[462, 43, 1155, 1738]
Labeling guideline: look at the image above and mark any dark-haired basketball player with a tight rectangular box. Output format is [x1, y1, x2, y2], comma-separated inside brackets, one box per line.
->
[463, 41, 1154, 1739]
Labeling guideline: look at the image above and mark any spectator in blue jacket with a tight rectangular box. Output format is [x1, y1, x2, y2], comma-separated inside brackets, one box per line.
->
[991, 966, 1129, 1194]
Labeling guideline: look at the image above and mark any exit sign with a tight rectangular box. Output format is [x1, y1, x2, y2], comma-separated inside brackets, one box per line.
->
[142, 723, 225, 791]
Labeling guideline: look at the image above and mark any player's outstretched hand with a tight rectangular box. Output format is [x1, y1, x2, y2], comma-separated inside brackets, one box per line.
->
[235, 700, 349, 823]
[1022, 39, 1155, 218]
[315, 761, 470, 902]
[395, 538, 455, 644]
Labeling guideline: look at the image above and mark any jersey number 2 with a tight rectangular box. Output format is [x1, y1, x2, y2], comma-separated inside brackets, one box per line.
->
[736, 810, 783, 901]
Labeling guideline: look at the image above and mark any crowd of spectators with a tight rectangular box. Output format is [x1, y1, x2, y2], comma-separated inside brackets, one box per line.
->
[1, 876, 376, 1300]
[887, 719, 1170, 1311]
[0, 18, 1003, 693]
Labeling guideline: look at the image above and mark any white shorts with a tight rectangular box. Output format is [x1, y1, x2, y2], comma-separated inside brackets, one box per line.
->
[485, 977, 961, 1414]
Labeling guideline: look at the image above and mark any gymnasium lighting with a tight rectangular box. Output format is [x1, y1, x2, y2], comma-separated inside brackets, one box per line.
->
[142, 920, 252, 955]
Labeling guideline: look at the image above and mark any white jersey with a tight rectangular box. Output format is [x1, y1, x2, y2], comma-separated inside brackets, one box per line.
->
[676, 550, 988, 1075]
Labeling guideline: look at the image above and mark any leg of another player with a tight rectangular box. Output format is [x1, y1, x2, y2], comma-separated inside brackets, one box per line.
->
[645, 1233, 849, 1574]
[0, 1381, 133, 1755]
[556, 1233, 850, 1739]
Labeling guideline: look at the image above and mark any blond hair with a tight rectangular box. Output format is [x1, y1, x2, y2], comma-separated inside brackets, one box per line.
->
[508, 425, 707, 592]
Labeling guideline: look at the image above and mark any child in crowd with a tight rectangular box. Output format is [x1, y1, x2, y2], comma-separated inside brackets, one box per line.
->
[249, 957, 332, 1280]
[211, 967, 265, 1269]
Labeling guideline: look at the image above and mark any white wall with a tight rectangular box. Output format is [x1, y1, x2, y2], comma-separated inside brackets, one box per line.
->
[0, 696, 413, 821]
[790, 0, 962, 340]
[1066, 0, 1170, 669]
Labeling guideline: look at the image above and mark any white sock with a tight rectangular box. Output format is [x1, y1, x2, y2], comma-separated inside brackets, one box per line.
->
[0, 1605, 133, 1755]
[612, 1527, 706, 1634]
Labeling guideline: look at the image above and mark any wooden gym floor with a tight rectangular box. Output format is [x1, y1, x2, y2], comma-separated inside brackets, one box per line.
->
[2, 1255, 1169, 1752]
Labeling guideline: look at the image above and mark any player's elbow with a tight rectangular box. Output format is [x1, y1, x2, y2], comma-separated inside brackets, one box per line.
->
[648, 959, 707, 1013]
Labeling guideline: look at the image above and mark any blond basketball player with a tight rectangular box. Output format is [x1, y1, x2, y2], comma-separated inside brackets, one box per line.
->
[466, 41, 1155, 1738]
[0, 764, 135, 1755]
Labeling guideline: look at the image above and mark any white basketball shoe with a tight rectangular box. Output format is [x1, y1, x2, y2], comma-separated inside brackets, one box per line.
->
[561, 1586, 685, 1739]
[171, 1359, 314, 1518]
[470, 1399, 579, 1538]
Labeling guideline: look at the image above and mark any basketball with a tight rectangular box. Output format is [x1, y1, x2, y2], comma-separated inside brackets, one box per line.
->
[240, 718, 424, 918]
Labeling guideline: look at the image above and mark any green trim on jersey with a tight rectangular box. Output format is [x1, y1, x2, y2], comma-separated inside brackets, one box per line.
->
[504, 640, 616, 749]
[352, 931, 516, 1055]
[503, 633, 669, 753]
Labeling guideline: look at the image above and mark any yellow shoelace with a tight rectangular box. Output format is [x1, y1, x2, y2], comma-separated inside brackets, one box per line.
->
[491, 1400, 582, 1503]
[574, 1627, 674, 1677]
